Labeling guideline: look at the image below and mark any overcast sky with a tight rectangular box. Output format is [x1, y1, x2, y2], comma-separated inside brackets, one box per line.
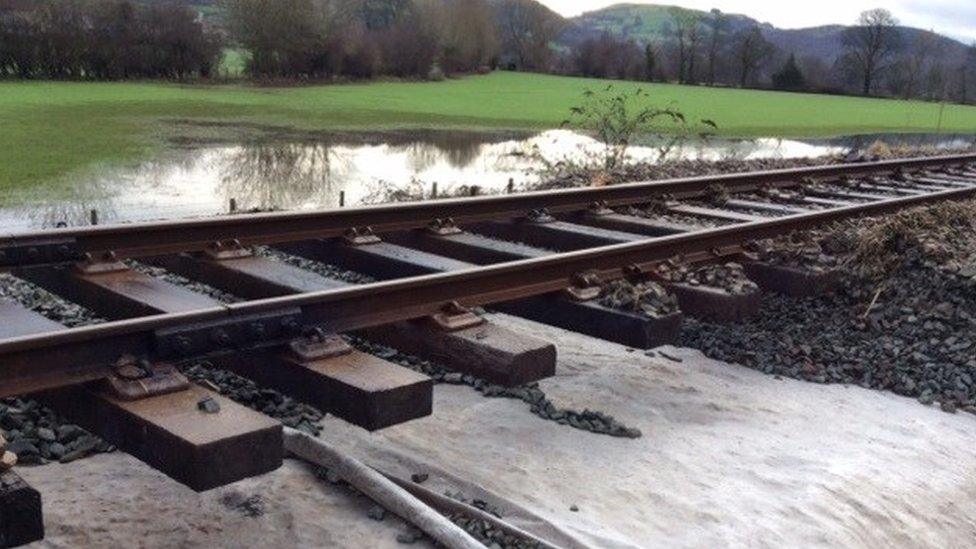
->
[538, 1, 976, 43]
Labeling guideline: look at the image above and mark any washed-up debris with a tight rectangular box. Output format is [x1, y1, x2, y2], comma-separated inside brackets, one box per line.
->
[656, 262, 759, 295]
[746, 233, 839, 273]
[705, 183, 730, 205]
[396, 527, 425, 544]
[367, 505, 387, 521]
[197, 397, 221, 414]
[599, 279, 679, 317]
[221, 490, 266, 518]
[0, 450, 17, 472]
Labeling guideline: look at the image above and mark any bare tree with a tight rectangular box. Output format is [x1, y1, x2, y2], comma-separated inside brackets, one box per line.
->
[733, 26, 774, 87]
[668, 7, 699, 84]
[494, 0, 562, 71]
[891, 31, 936, 99]
[842, 8, 901, 95]
[704, 9, 728, 86]
[959, 43, 976, 104]
[438, 0, 498, 73]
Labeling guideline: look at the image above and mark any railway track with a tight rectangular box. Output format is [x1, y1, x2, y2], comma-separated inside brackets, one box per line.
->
[2, 152, 976, 541]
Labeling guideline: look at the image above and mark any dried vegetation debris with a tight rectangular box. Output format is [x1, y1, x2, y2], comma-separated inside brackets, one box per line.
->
[599, 279, 679, 317]
[656, 262, 759, 295]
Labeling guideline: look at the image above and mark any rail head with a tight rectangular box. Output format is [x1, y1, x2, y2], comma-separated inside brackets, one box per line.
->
[3, 153, 975, 269]
[1, 183, 973, 397]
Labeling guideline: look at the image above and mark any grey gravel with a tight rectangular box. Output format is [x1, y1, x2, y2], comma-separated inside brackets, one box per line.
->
[0, 398, 113, 465]
[683, 264, 976, 412]
[181, 362, 325, 436]
[443, 491, 541, 549]
[129, 262, 241, 303]
[254, 247, 375, 285]
[350, 337, 642, 439]
[0, 273, 103, 327]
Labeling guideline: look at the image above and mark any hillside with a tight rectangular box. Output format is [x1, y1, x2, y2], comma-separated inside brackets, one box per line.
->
[560, 3, 970, 67]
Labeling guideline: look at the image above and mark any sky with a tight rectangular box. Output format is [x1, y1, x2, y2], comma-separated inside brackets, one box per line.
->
[538, 0, 976, 43]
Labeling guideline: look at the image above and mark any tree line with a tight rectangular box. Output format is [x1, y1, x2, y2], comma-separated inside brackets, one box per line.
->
[218, 0, 562, 79]
[565, 7, 976, 105]
[2, 0, 975, 106]
[0, 0, 220, 78]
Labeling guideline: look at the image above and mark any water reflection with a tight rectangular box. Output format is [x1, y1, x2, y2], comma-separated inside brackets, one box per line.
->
[0, 129, 972, 232]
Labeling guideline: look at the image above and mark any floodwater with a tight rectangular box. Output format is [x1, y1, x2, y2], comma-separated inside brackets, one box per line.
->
[1, 129, 973, 232]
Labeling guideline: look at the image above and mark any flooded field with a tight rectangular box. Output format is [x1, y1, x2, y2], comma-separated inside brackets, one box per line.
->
[1, 130, 972, 231]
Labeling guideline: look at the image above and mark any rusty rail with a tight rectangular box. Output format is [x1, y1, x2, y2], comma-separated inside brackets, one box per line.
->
[2, 153, 974, 268]
[2, 183, 974, 397]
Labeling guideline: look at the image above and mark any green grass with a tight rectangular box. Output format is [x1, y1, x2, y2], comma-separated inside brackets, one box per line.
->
[2, 71, 976, 197]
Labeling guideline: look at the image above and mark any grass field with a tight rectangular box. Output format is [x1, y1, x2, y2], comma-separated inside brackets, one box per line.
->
[2, 71, 976, 196]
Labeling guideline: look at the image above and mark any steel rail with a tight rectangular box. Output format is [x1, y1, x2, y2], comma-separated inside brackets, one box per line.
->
[2, 183, 974, 397]
[2, 153, 974, 267]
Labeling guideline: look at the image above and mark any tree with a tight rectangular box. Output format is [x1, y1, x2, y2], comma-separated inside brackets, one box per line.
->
[889, 31, 936, 99]
[733, 26, 774, 87]
[704, 9, 728, 86]
[221, 0, 332, 77]
[772, 54, 806, 91]
[668, 7, 699, 84]
[438, 0, 498, 73]
[842, 8, 901, 95]
[959, 43, 976, 104]
[644, 43, 656, 82]
[494, 0, 562, 71]
[574, 33, 642, 80]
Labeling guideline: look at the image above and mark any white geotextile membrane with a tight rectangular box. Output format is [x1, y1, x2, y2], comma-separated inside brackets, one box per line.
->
[21, 313, 976, 548]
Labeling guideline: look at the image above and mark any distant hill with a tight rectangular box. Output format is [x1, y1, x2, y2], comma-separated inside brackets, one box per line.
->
[559, 3, 971, 67]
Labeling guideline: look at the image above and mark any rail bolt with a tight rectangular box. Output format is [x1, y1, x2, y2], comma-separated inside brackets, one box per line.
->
[175, 335, 194, 355]
[249, 321, 266, 339]
[211, 329, 232, 347]
[281, 317, 301, 334]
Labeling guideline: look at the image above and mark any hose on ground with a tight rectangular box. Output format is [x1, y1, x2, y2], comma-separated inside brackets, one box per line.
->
[283, 427, 485, 549]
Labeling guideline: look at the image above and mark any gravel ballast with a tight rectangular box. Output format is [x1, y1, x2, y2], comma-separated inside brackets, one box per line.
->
[683, 200, 976, 412]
